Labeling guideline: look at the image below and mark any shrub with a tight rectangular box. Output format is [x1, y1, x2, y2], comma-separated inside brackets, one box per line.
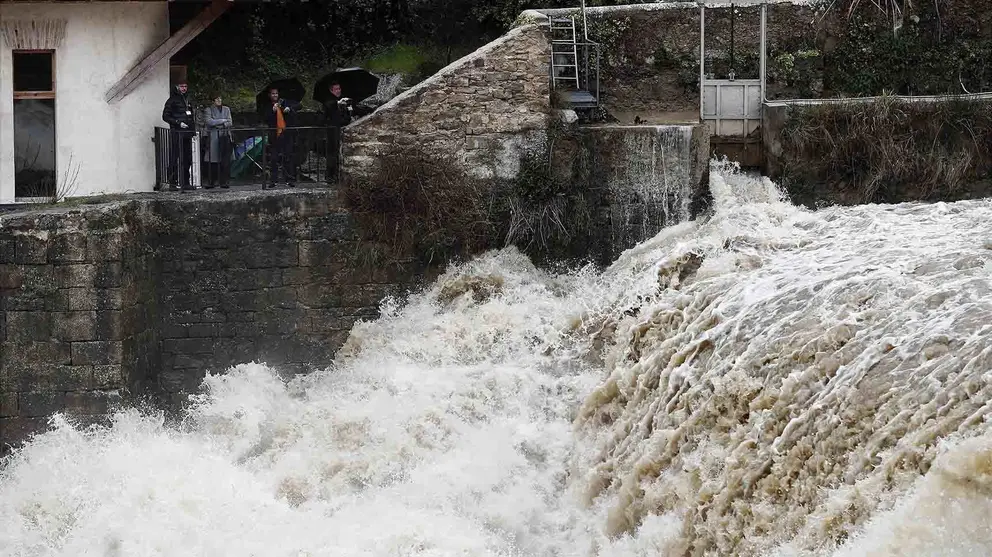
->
[779, 96, 992, 204]
[342, 149, 498, 266]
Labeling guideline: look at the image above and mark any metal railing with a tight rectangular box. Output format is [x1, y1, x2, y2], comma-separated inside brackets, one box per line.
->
[153, 126, 342, 190]
[578, 40, 601, 105]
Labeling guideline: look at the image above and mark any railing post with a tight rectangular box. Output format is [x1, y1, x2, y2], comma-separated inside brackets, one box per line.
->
[700, 5, 706, 123]
[760, 2, 767, 103]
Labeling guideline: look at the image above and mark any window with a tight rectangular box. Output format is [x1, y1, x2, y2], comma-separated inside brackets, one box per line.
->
[13, 50, 56, 199]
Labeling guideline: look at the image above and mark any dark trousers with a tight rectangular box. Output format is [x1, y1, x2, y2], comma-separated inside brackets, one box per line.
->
[168, 129, 193, 188]
[205, 136, 232, 186]
[268, 133, 296, 184]
[326, 127, 342, 182]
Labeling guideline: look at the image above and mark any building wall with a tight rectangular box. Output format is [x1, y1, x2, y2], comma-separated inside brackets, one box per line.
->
[0, 2, 169, 202]
[343, 23, 552, 180]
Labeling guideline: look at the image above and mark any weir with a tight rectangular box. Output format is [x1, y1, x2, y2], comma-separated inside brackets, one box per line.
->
[554, 123, 710, 259]
[608, 124, 696, 240]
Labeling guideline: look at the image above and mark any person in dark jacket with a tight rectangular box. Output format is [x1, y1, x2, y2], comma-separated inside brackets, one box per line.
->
[321, 82, 352, 182]
[258, 87, 302, 188]
[161, 80, 195, 191]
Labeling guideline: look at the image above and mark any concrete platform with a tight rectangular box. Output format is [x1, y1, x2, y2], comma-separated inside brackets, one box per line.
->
[606, 110, 700, 125]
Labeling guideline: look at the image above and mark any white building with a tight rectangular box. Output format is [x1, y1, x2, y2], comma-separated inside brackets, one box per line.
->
[0, 0, 229, 203]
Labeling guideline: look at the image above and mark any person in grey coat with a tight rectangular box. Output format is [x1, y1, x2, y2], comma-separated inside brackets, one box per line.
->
[203, 95, 233, 188]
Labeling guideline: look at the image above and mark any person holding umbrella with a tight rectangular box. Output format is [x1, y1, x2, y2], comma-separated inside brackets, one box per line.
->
[314, 68, 380, 182]
[258, 86, 302, 188]
[321, 82, 351, 180]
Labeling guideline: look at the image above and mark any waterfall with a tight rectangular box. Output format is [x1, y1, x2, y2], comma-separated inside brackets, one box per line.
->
[2, 165, 992, 557]
[603, 125, 695, 251]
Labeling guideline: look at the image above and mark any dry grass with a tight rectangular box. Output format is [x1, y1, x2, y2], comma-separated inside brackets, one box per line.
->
[780, 96, 992, 203]
[342, 149, 498, 266]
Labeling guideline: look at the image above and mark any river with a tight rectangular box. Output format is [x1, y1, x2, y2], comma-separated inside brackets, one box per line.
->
[1, 163, 991, 556]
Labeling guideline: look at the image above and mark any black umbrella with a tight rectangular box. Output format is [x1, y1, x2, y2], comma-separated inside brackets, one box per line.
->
[255, 77, 305, 113]
[313, 68, 380, 104]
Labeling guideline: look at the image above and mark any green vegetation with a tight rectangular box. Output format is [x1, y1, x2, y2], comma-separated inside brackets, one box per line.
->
[362, 44, 430, 76]
[825, 14, 992, 96]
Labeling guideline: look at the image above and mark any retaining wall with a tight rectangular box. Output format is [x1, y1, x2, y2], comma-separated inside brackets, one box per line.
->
[0, 191, 432, 449]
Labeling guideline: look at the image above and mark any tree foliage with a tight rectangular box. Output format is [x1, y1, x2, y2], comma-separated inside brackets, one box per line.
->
[183, 0, 631, 107]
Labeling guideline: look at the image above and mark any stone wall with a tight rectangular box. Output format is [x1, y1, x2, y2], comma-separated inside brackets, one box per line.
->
[343, 24, 552, 179]
[0, 191, 432, 449]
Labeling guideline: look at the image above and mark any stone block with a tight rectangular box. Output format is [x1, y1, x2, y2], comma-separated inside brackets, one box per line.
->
[71, 341, 123, 365]
[18, 391, 66, 417]
[263, 287, 298, 310]
[340, 284, 396, 308]
[159, 371, 186, 393]
[215, 323, 239, 338]
[187, 323, 217, 338]
[48, 365, 93, 390]
[245, 242, 299, 269]
[298, 284, 341, 308]
[172, 353, 206, 369]
[0, 341, 72, 372]
[227, 311, 256, 323]
[88, 234, 124, 261]
[93, 365, 124, 389]
[85, 210, 124, 232]
[0, 393, 16, 417]
[55, 264, 97, 288]
[182, 369, 208, 392]
[219, 290, 260, 313]
[15, 236, 48, 264]
[95, 262, 124, 288]
[96, 289, 124, 311]
[306, 308, 358, 332]
[49, 234, 88, 263]
[5, 311, 52, 341]
[64, 391, 121, 415]
[52, 311, 97, 342]
[161, 337, 215, 355]
[0, 239, 14, 264]
[229, 269, 283, 291]
[0, 417, 49, 448]
[0, 264, 24, 289]
[281, 267, 311, 286]
[299, 240, 342, 267]
[95, 311, 123, 341]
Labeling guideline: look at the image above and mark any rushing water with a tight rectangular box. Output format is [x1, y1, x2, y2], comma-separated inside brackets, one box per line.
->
[2, 164, 992, 556]
[609, 125, 695, 246]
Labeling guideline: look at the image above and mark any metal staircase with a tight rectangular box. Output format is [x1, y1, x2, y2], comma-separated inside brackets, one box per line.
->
[547, 11, 600, 110]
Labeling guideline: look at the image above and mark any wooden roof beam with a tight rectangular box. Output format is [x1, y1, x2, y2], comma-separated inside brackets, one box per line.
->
[105, 0, 231, 103]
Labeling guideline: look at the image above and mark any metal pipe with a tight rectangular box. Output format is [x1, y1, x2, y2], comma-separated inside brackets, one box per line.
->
[699, 5, 705, 121]
[730, 2, 735, 78]
[581, 0, 589, 41]
[760, 3, 767, 102]
[596, 44, 601, 102]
